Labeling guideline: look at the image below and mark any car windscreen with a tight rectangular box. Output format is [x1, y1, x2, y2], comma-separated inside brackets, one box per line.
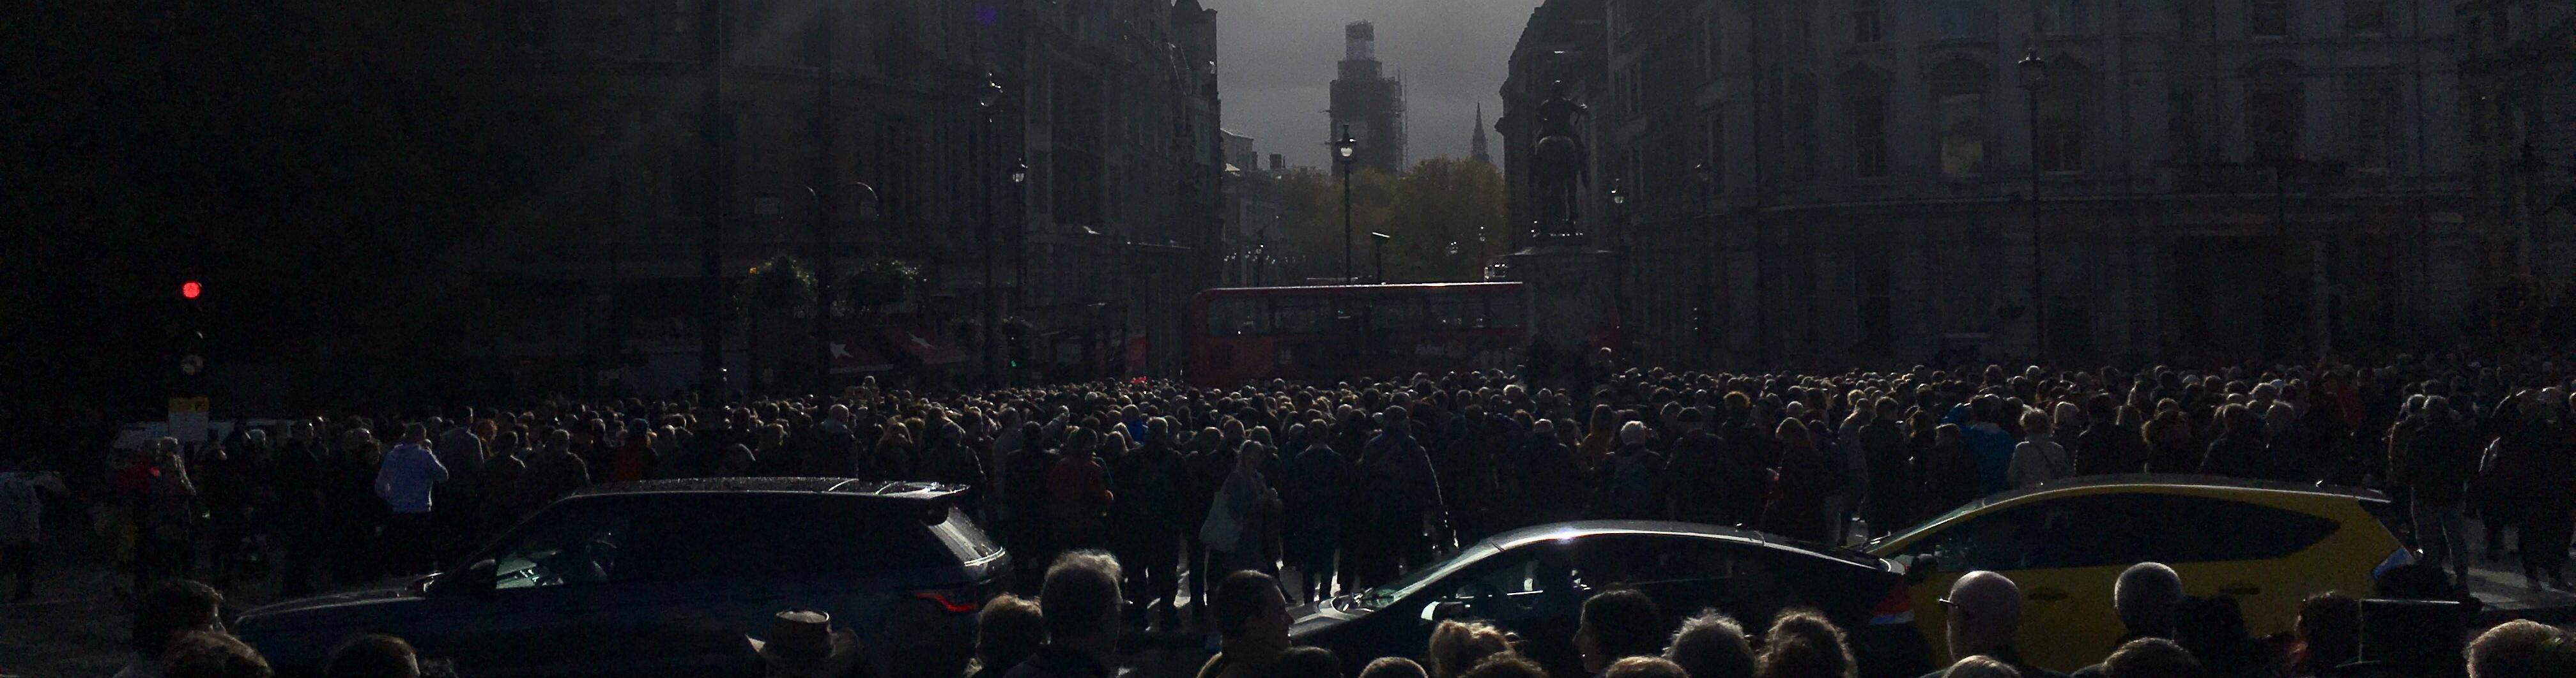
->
[1361, 543, 1500, 608]
[585, 493, 963, 582]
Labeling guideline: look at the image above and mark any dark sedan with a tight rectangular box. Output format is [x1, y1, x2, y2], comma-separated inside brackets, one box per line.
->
[1291, 521, 1927, 677]
[234, 479, 1007, 678]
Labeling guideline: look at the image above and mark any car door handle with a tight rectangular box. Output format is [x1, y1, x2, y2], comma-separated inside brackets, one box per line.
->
[2027, 587, 2068, 602]
[2220, 582, 2261, 597]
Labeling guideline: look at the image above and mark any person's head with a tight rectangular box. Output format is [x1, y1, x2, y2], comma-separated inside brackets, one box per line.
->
[1942, 571, 2023, 660]
[2020, 409, 2052, 437]
[1359, 657, 1430, 678]
[2468, 620, 2576, 678]
[1604, 656, 1691, 678]
[2294, 591, 2360, 670]
[1238, 440, 1268, 471]
[1039, 551, 1124, 652]
[2099, 638, 2199, 678]
[1620, 420, 1650, 446]
[1576, 588, 1666, 674]
[134, 579, 226, 659]
[1427, 621, 1515, 678]
[1666, 610, 1757, 678]
[324, 634, 420, 678]
[1755, 610, 1855, 678]
[973, 594, 1046, 674]
[1214, 570, 1292, 658]
[1276, 646, 1344, 678]
[1938, 656, 2021, 678]
[163, 631, 272, 678]
[2112, 562, 2185, 638]
[1457, 654, 1549, 678]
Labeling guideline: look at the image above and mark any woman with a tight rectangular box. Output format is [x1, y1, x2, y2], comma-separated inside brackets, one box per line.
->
[1204, 441, 1278, 575]
[1767, 421, 1831, 544]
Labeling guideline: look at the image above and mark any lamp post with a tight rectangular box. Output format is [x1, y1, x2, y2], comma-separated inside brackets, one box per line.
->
[979, 72, 1004, 389]
[1370, 232, 1393, 283]
[1334, 125, 1360, 283]
[811, 182, 876, 389]
[2018, 48, 2048, 363]
[1609, 180, 1630, 349]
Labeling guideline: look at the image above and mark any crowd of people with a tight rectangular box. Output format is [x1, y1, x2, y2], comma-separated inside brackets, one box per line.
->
[15, 351, 2576, 677]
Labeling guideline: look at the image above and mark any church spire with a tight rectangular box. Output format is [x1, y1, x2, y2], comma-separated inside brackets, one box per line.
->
[1471, 103, 1493, 165]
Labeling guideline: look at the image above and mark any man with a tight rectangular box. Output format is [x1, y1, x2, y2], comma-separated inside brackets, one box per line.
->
[1662, 409, 1727, 524]
[1280, 425, 1349, 604]
[1593, 421, 1666, 520]
[1006, 552, 1124, 678]
[270, 421, 332, 596]
[512, 430, 589, 516]
[1001, 422, 1060, 594]
[2095, 638, 2198, 678]
[118, 579, 227, 678]
[0, 455, 46, 602]
[1194, 571, 1294, 678]
[1860, 398, 1914, 537]
[431, 412, 487, 559]
[2071, 564, 2186, 678]
[162, 631, 273, 678]
[2395, 395, 2471, 593]
[1923, 571, 2069, 678]
[1110, 418, 1186, 626]
[1356, 408, 1444, 587]
[1575, 588, 1665, 675]
[375, 423, 449, 576]
[2467, 620, 2576, 678]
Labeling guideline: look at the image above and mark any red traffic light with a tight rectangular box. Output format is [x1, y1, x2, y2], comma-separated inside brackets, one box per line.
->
[180, 281, 202, 299]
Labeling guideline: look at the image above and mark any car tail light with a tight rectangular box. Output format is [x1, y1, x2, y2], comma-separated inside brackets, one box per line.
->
[1867, 582, 1916, 626]
[913, 589, 981, 615]
[2372, 546, 2416, 581]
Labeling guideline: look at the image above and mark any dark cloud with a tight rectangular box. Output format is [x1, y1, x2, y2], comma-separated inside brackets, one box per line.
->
[1211, 0, 1538, 169]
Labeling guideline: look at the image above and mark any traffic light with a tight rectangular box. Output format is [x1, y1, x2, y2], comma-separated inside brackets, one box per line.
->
[180, 280, 203, 299]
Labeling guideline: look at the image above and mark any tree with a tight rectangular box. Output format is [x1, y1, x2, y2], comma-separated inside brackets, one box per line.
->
[741, 255, 816, 396]
[1271, 158, 1507, 285]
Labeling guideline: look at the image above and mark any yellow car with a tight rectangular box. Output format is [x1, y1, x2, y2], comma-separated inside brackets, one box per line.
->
[1866, 475, 2412, 673]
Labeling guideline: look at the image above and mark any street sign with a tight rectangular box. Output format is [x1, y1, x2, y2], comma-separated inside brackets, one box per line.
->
[167, 396, 211, 442]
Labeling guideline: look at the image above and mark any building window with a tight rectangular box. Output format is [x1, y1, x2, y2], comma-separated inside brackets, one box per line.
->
[1853, 0, 1882, 43]
[1932, 59, 1990, 177]
[2177, 0, 2211, 38]
[2250, 0, 2289, 38]
[1857, 249, 1894, 351]
[1703, 15, 1722, 75]
[1853, 94, 1888, 177]
[1705, 113, 1726, 194]
[2169, 88, 2207, 163]
[2247, 84, 2303, 162]
[2036, 62, 2092, 172]
[1938, 0, 1985, 37]
[1786, 77, 1818, 181]
[2345, 82, 2393, 169]
[2036, 0, 2080, 34]
[2346, 0, 2387, 34]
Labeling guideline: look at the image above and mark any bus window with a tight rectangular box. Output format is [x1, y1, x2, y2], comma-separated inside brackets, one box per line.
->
[1208, 298, 1269, 336]
[1486, 294, 1526, 328]
[1372, 297, 1426, 332]
[1430, 296, 1482, 328]
[1274, 299, 1329, 335]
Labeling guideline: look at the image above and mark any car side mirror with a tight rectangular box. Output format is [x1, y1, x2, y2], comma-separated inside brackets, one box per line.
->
[433, 559, 499, 596]
[1421, 601, 1469, 623]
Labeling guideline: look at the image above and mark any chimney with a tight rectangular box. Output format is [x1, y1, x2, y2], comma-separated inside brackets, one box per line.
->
[1269, 154, 1285, 172]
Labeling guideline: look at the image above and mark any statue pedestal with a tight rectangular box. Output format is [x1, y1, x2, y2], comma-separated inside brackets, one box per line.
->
[1510, 240, 1616, 353]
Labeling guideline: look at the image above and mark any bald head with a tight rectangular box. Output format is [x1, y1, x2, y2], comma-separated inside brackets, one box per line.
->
[2113, 563, 2185, 637]
[1945, 571, 2023, 660]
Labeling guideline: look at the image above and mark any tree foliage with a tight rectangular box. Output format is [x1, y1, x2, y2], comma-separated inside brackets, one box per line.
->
[1272, 158, 1506, 285]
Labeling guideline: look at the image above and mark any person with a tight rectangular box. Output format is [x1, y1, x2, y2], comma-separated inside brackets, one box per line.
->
[1666, 610, 1758, 678]
[2072, 563, 2186, 677]
[2201, 404, 2264, 478]
[1206, 441, 1279, 576]
[2501, 392, 2575, 591]
[1939, 657, 2020, 678]
[2394, 395, 2471, 592]
[1945, 396, 2020, 496]
[1593, 421, 1666, 520]
[1459, 654, 1550, 678]
[2285, 592, 2358, 678]
[2466, 620, 2576, 678]
[162, 631, 272, 678]
[969, 594, 1047, 678]
[119, 579, 227, 678]
[2097, 638, 2198, 678]
[1110, 418, 1187, 625]
[1358, 407, 1445, 584]
[1427, 621, 1515, 678]
[512, 429, 588, 516]
[1604, 657, 1691, 678]
[1277, 647, 1345, 678]
[1006, 552, 1124, 678]
[1045, 429, 1114, 554]
[1196, 571, 1294, 678]
[1755, 610, 1857, 678]
[272, 421, 333, 597]
[0, 455, 45, 602]
[1576, 589, 1666, 676]
[1769, 419, 1832, 543]
[745, 610, 863, 678]
[1282, 426, 1350, 603]
[1859, 400, 1913, 536]
[1927, 572, 2067, 678]
[326, 634, 422, 678]
[1003, 421, 1061, 591]
[2008, 409, 2070, 489]
[431, 414, 487, 559]
[376, 423, 450, 576]
[2171, 596, 2277, 678]
[1360, 658, 1431, 678]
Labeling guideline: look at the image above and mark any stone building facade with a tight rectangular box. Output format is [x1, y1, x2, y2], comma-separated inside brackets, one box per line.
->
[2459, 0, 2574, 333]
[1508, 0, 2478, 370]
[447, 0, 1222, 393]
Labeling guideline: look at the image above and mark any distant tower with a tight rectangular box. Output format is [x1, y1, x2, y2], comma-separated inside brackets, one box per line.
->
[1329, 22, 1407, 174]
[1471, 103, 1493, 165]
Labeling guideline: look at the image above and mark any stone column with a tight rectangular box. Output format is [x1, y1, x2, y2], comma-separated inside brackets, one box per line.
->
[1511, 240, 1616, 357]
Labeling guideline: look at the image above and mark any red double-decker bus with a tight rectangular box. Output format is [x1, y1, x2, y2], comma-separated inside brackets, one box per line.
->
[1185, 282, 1528, 388]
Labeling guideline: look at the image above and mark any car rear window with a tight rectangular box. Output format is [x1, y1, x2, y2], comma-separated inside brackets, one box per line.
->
[607, 493, 962, 582]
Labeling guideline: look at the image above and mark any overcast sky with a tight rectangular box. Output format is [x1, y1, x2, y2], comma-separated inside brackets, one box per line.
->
[1211, 0, 1540, 170]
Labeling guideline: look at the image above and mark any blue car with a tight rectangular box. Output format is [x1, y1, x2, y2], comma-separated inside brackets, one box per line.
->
[1291, 521, 1928, 677]
[235, 479, 1007, 677]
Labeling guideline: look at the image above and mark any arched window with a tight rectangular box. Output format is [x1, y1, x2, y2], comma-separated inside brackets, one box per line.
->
[2035, 57, 2094, 172]
[2243, 59, 2305, 161]
[1840, 66, 1892, 177]
[1929, 57, 1991, 177]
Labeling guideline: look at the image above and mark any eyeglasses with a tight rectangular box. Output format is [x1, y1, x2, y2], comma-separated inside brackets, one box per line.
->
[1937, 598, 1972, 619]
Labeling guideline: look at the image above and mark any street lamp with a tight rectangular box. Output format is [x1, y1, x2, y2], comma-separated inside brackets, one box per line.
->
[2018, 47, 2048, 363]
[1334, 125, 1360, 283]
[1370, 232, 1393, 284]
[813, 181, 879, 387]
[1692, 162, 1715, 213]
[979, 73, 1005, 389]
